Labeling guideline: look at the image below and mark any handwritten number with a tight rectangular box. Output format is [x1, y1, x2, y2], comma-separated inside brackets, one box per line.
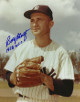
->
[12, 45, 14, 49]
[6, 47, 9, 53]
[21, 41, 22, 44]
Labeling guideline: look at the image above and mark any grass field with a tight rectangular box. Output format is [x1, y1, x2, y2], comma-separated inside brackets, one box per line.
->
[0, 81, 80, 102]
[0, 97, 17, 102]
[0, 81, 9, 88]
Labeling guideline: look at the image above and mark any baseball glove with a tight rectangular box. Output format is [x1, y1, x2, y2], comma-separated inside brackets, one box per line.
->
[12, 56, 44, 87]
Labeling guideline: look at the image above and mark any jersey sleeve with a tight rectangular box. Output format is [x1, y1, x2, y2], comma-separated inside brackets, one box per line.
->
[4, 51, 17, 72]
[4, 41, 29, 72]
[57, 48, 74, 80]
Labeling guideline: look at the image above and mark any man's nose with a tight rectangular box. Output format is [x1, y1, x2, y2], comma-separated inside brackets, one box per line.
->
[33, 21, 38, 27]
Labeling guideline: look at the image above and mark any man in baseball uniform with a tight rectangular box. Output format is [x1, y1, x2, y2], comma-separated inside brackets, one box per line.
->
[4, 5, 74, 102]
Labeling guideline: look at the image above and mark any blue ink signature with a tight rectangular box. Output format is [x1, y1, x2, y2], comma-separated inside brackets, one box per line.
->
[6, 28, 31, 53]
[6, 28, 31, 47]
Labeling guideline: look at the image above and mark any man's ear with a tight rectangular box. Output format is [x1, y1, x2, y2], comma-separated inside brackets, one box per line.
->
[49, 21, 54, 29]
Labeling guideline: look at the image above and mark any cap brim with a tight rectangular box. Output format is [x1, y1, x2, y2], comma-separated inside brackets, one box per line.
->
[24, 10, 53, 20]
[24, 10, 43, 19]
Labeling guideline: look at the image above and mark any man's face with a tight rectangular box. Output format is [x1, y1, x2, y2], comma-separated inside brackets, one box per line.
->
[30, 13, 53, 37]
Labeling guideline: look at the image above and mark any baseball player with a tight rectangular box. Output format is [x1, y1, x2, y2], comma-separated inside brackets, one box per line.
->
[4, 5, 74, 102]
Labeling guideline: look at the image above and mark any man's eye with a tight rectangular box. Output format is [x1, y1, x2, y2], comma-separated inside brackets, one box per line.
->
[31, 20, 34, 22]
[37, 18, 42, 21]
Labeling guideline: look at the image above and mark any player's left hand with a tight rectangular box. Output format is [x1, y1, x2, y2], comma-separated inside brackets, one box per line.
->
[40, 72, 54, 91]
[40, 68, 56, 91]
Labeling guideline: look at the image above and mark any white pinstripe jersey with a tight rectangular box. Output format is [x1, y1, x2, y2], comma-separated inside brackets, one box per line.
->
[4, 40, 74, 101]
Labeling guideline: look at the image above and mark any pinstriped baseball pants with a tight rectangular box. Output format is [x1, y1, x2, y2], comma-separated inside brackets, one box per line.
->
[16, 96, 58, 102]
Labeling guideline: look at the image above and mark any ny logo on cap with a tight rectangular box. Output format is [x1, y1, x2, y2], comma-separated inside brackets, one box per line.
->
[33, 5, 39, 10]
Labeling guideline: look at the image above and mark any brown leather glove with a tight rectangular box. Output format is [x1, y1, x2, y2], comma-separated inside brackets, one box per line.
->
[11, 56, 44, 87]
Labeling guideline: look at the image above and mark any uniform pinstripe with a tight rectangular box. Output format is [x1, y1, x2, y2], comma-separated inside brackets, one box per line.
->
[5, 40, 74, 102]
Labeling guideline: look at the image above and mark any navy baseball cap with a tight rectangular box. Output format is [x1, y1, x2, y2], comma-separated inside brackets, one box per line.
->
[24, 5, 53, 20]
